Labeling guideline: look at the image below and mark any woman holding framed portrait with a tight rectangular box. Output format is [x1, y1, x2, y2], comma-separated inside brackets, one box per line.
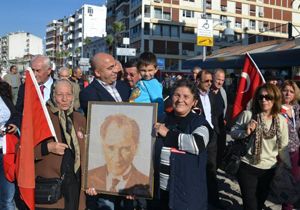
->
[153, 79, 211, 210]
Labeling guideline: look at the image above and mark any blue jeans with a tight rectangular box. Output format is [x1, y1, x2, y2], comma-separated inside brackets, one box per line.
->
[0, 154, 16, 210]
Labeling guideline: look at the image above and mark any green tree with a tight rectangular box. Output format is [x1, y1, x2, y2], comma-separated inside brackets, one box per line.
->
[105, 21, 126, 56]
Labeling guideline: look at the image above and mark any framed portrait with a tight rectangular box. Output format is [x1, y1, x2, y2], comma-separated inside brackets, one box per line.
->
[83, 102, 157, 199]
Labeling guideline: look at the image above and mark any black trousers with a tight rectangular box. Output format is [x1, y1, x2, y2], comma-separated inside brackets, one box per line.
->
[237, 162, 276, 210]
[206, 131, 219, 204]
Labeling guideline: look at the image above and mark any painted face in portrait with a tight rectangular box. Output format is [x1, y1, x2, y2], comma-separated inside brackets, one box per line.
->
[101, 122, 137, 176]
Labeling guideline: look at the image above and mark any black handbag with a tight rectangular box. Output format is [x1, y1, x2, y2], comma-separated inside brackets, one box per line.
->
[35, 176, 64, 204]
[221, 136, 251, 176]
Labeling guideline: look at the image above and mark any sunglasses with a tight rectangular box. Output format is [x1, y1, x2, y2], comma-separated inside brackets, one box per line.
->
[201, 79, 212, 83]
[258, 94, 274, 101]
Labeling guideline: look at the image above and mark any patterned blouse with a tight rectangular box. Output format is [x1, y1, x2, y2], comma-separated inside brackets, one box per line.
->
[281, 103, 300, 152]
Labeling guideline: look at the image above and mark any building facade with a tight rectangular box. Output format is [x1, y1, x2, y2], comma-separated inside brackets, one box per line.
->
[107, 0, 300, 70]
[45, 4, 107, 68]
[0, 32, 43, 71]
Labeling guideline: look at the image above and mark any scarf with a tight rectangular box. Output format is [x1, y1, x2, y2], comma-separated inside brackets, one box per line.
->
[47, 100, 81, 173]
[251, 113, 282, 165]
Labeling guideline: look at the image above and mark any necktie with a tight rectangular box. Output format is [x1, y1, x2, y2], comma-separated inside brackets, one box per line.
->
[39, 85, 45, 98]
[110, 178, 120, 192]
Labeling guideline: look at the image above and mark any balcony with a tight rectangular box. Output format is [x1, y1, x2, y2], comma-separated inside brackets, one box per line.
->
[46, 26, 55, 32]
[76, 14, 82, 20]
[75, 32, 83, 39]
[75, 23, 83, 30]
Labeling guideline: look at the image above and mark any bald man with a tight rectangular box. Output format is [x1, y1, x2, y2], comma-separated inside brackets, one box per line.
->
[79, 53, 131, 115]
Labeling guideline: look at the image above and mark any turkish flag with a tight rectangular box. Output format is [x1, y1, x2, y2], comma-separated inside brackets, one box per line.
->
[2, 134, 19, 182]
[15, 68, 56, 210]
[231, 53, 265, 120]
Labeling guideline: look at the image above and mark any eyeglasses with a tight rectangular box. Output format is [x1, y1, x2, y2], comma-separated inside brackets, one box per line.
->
[258, 94, 274, 101]
[201, 79, 212, 83]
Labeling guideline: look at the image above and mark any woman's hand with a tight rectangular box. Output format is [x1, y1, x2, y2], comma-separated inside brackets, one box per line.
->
[86, 188, 98, 196]
[6, 124, 17, 134]
[246, 119, 257, 135]
[154, 123, 169, 137]
[47, 142, 68, 155]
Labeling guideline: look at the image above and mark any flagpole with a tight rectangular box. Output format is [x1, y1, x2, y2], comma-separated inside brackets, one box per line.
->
[245, 52, 265, 83]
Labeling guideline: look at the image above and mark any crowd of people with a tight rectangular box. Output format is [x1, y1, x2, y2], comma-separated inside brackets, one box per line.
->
[0, 51, 299, 210]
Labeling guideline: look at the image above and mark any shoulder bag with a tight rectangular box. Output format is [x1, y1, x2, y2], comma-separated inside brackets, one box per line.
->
[35, 175, 64, 204]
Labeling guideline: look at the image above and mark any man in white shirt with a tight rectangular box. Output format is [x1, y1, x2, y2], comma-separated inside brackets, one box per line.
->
[16, 55, 54, 114]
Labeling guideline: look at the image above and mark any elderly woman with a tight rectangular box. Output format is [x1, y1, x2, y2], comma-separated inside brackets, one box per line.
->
[0, 81, 20, 210]
[34, 79, 86, 210]
[152, 79, 211, 210]
[231, 83, 291, 210]
[280, 80, 300, 210]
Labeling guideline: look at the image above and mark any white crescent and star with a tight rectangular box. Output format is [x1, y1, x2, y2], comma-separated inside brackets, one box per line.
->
[241, 72, 251, 93]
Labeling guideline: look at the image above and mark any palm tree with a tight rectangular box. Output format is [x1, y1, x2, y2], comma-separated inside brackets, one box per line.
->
[105, 21, 126, 56]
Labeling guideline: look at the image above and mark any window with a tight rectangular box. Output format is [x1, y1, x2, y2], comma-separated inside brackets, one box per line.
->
[144, 23, 150, 35]
[154, 7, 162, 19]
[182, 26, 194, 34]
[250, 20, 256, 29]
[88, 7, 93, 15]
[171, 26, 179, 37]
[182, 10, 194, 18]
[144, 5, 150, 17]
[163, 11, 171, 20]
[153, 24, 161, 35]
[162, 25, 170, 36]
[153, 40, 166, 54]
[183, 0, 195, 2]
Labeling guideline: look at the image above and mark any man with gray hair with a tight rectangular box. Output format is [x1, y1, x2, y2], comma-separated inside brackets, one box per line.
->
[16, 55, 54, 113]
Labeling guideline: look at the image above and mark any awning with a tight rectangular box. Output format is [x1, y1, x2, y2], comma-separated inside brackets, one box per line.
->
[182, 38, 300, 69]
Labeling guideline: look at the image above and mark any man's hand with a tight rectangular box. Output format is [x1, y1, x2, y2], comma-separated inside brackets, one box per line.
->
[86, 188, 98, 196]
[47, 142, 68, 155]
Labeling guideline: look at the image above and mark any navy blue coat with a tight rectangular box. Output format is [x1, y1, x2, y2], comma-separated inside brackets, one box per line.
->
[154, 112, 209, 210]
[79, 79, 131, 116]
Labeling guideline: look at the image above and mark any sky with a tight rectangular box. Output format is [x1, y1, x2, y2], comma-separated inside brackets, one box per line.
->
[0, 0, 106, 39]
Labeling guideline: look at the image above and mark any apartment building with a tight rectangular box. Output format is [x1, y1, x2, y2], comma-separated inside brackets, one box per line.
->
[107, 0, 300, 70]
[0, 32, 43, 69]
[45, 4, 107, 68]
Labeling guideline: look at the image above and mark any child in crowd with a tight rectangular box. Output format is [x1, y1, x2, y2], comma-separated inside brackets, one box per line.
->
[129, 52, 164, 120]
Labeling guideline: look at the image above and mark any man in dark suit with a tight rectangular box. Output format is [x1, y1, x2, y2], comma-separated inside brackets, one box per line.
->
[80, 53, 132, 210]
[79, 53, 131, 116]
[16, 55, 54, 114]
[196, 70, 226, 209]
[88, 114, 149, 197]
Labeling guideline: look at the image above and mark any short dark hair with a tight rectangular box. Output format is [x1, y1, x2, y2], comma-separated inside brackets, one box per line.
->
[171, 79, 199, 102]
[10, 65, 17, 72]
[196, 69, 212, 82]
[137, 52, 157, 70]
[124, 59, 138, 69]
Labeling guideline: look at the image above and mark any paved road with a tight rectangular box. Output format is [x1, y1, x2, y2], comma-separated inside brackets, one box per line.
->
[213, 169, 283, 210]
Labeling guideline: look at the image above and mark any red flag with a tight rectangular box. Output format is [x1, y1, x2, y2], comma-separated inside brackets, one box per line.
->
[232, 53, 265, 119]
[3, 134, 19, 182]
[15, 68, 56, 210]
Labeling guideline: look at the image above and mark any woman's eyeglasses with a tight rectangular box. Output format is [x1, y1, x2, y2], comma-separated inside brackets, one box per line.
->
[258, 94, 274, 101]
